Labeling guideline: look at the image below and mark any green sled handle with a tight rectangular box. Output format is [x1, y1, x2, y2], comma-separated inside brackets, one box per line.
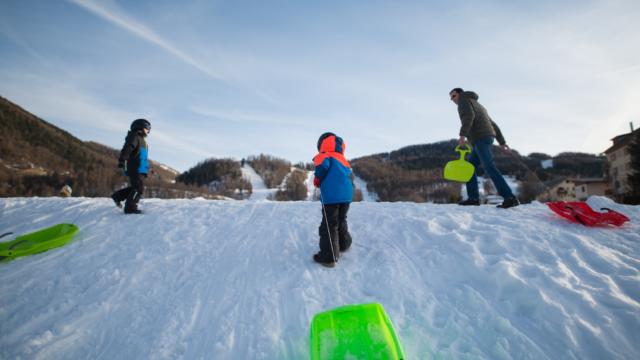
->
[454, 144, 472, 159]
[444, 144, 475, 183]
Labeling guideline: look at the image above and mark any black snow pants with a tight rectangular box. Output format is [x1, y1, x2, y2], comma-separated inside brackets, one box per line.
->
[112, 173, 145, 212]
[318, 203, 352, 262]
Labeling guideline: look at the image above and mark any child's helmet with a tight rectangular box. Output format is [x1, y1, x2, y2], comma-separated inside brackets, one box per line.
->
[317, 132, 336, 151]
[130, 118, 151, 131]
[317, 132, 345, 153]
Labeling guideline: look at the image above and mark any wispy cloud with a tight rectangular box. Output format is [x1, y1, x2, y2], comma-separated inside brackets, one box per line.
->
[0, 71, 213, 163]
[0, 72, 129, 133]
[189, 106, 313, 126]
[601, 63, 640, 77]
[69, 0, 287, 107]
[3, 0, 639, 169]
[68, 0, 230, 84]
[0, 18, 51, 67]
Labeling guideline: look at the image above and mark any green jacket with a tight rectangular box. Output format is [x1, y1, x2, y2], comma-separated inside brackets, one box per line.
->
[457, 91, 506, 145]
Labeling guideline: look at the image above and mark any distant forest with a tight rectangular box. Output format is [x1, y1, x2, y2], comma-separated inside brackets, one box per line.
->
[176, 158, 251, 199]
[352, 140, 607, 203]
[1, 95, 613, 203]
[247, 154, 291, 188]
[1, 96, 226, 199]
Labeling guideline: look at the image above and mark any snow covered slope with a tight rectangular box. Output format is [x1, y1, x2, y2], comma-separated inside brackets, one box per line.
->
[0, 197, 638, 359]
[353, 175, 378, 202]
[241, 164, 276, 201]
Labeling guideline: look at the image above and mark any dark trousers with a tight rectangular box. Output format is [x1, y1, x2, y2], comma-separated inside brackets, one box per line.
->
[318, 203, 352, 261]
[112, 173, 145, 211]
[466, 136, 515, 200]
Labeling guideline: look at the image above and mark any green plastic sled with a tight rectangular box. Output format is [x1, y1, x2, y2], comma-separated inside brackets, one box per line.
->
[443, 145, 475, 182]
[0, 223, 79, 262]
[310, 303, 406, 360]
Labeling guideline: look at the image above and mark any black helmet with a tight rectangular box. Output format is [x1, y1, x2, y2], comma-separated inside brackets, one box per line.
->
[317, 132, 336, 151]
[130, 118, 151, 132]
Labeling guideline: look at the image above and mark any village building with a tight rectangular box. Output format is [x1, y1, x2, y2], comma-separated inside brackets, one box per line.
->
[538, 178, 576, 202]
[573, 178, 607, 201]
[603, 124, 638, 200]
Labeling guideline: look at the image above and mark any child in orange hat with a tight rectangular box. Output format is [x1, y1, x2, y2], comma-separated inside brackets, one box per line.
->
[312, 132, 353, 267]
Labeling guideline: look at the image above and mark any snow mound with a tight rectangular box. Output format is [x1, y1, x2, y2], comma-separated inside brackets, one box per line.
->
[0, 197, 638, 359]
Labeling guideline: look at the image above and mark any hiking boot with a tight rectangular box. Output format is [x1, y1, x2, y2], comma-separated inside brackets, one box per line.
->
[124, 208, 142, 214]
[459, 199, 480, 206]
[313, 253, 336, 268]
[497, 197, 520, 209]
[111, 194, 122, 208]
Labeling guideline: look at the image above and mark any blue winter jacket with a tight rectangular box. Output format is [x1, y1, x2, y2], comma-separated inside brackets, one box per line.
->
[314, 134, 353, 204]
[119, 131, 149, 175]
[315, 158, 353, 204]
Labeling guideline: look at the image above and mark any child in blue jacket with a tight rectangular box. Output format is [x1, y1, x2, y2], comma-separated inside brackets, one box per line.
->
[312, 132, 353, 267]
[111, 119, 151, 214]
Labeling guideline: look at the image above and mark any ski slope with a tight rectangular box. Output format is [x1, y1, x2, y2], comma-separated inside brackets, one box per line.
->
[0, 197, 639, 359]
[353, 175, 379, 202]
[241, 164, 277, 201]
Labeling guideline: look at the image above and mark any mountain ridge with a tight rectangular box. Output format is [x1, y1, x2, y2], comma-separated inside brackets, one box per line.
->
[1, 96, 606, 200]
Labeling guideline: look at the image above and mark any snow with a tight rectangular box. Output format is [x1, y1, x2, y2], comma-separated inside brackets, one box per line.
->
[305, 170, 319, 201]
[1, 196, 639, 359]
[241, 164, 277, 201]
[305, 172, 377, 202]
[353, 175, 378, 202]
[157, 163, 180, 175]
[461, 176, 520, 203]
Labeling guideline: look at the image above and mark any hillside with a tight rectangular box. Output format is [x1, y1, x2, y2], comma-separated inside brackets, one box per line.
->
[176, 158, 252, 199]
[0, 96, 203, 198]
[0, 197, 638, 359]
[0, 95, 609, 203]
[352, 140, 607, 203]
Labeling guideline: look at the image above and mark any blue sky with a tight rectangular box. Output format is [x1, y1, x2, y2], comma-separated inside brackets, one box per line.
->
[1, 0, 639, 172]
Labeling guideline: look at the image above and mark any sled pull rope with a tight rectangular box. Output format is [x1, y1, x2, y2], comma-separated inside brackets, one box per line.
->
[0, 232, 14, 240]
[319, 192, 337, 264]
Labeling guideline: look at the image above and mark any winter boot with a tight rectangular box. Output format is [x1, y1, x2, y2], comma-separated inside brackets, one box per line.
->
[459, 199, 480, 206]
[313, 253, 336, 268]
[111, 194, 123, 208]
[124, 206, 142, 214]
[497, 197, 520, 209]
[124, 189, 142, 214]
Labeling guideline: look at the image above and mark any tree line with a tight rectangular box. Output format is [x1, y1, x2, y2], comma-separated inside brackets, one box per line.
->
[175, 158, 251, 199]
[247, 154, 291, 188]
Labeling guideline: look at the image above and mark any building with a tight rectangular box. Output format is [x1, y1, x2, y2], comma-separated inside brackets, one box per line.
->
[573, 178, 607, 201]
[603, 125, 639, 198]
[538, 177, 608, 202]
[538, 178, 576, 202]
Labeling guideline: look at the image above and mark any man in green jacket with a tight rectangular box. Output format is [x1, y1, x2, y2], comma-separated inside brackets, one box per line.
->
[450, 88, 519, 208]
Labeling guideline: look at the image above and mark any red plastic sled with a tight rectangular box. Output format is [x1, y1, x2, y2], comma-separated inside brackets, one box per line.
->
[547, 201, 630, 227]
